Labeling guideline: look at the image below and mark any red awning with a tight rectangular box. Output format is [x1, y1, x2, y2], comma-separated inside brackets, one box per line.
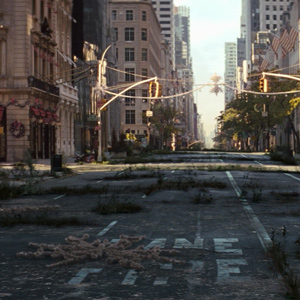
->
[0, 106, 5, 122]
[30, 106, 40, 117]
[46, 111, 53, 119]
[53, 113, 59, 121]
[39, 109, 46, 117]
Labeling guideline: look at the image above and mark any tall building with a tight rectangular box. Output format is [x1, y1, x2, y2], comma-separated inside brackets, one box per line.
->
[151, 0, 175, 69]
[174, 5, 195, 145]
[0, 0, 78, 162]
[109, 0, 162, 143]
[224, 42, 237, 105]
[259, 0, 291, 31]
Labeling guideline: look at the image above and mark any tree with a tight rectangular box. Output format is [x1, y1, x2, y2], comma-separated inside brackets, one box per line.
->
[150, 103, 181, 149]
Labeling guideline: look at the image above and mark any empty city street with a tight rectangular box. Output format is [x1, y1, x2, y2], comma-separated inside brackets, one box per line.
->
[1, 152, 300, 299]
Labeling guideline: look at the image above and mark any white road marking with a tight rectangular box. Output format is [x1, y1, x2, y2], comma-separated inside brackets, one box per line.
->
[97, 221, 118, 237]
[226, 171, 272, 252]
[122, 270, 138, 285]
[53, 194, 66, 200]
[285, 173, 300, 181]
[189, 260, 204, 271]
[145, 238, 166, 249]
[214, 238, 243, 255]
[219, 159, 224, 163]
[97, 180, 102, 183]
[254, 161, 263, 165]
[68, 268, 102, 285]
[217, 259, 247, 281]
[154, 277, 169, 285]
[173, 238, 204, 249]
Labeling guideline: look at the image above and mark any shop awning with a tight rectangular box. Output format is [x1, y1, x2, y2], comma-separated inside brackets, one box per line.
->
[39, 109, 46, 118]
[30, 106, 40, 117]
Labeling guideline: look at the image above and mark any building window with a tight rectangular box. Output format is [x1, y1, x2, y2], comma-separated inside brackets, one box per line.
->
[160, 1, 171, 4]
[141, 48, 148, 61]
[266, 5, 269, 10]
[32, 0, 36, 15]
[125, 110, 135, 124]
[273, 24, 277, 30]
[125, 28, 134, 41]
[112, 10, 117, 20]
[142, 89, 148, 102]
[125, 90, 136, 106]
[125, 68, 135, 81]
[113, 28, 118, 41]
[0, 39, 6, 75]
[266, 24, 270, 29]
[141, 68, 148, 80]
[125, 48, 135, 61]
[142, 110, 147, 124]
[142, 11, 146, 21]
[141, 28, 147, 41]
[126, 10, 133, 21]
[116, 48, 118, 59]
[273, 5, 277, 10]
[160, 14, 171, 17]
[160, 8, 170, 11]
[273, 14, 277, 20]
[266, 15, 270, 20]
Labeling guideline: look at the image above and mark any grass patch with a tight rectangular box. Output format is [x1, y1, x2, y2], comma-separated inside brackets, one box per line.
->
[48, 185, 109, 195]
[268, 241, 300, 299]
[0, 214, 89, 227]
[140, 177, 226, 196]
[271, 191, 299, 203]
[0, 182, 24, 200]
[92, 194, 142, 214]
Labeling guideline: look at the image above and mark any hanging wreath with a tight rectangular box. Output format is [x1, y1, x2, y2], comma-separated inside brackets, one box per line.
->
[10, 121, 25, 138]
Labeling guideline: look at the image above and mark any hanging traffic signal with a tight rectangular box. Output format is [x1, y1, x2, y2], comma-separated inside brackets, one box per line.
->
[259, 77, 264, 92]
[263, 78, 269, 93]
[158, 84, 162, 97]
[259, 77, 269, 93]
[149, 81, 159, 97]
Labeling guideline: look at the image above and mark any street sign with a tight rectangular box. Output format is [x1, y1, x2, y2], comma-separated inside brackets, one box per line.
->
[146, 110, 153, 117]
[88, 115, 100, 121]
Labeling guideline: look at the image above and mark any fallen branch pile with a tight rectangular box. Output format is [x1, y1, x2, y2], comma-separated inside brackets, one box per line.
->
[17, 234, 184, 270]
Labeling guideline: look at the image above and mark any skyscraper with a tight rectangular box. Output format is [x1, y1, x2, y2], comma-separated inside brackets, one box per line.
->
[224, 42, 237, 104]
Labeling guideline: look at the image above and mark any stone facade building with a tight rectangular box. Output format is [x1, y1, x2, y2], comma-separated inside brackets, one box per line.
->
[109, 0, 162, 143]
[0, 0, 78, 162]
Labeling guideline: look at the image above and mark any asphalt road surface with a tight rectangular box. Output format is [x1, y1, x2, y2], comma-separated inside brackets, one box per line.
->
[1, 152, 300, 299]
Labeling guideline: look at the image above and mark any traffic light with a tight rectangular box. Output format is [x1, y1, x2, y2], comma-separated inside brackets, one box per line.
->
[158, 84, 162, 97]
[259, 77, 264, 92]
[149, 81, 159, 97]
[259, 77, 269, 93]
[263, 78, 269, 93]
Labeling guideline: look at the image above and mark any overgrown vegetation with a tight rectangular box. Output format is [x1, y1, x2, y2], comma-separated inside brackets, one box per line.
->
[268, 241, 300, 299]
[0, 214, 89, 227]
[49, 184, 109, 195]
[92, 193, 142, 214]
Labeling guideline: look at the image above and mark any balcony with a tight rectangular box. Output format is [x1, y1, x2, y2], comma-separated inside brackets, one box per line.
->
[28, 76, 59, 96]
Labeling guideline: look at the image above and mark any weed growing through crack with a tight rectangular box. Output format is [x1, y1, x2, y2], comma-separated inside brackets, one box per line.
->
[268, 241, 300, 299]
[92, 193, 142, 214]
[192, 191, 213, 204]
[252, 189, 262, 202]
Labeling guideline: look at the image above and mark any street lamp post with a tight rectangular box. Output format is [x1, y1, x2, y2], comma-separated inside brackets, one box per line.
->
[94, 45, 158, 161]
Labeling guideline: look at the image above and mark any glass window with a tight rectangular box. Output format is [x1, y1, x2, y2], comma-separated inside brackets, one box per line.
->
[125, 48, 135, 61]
[113, 28, 118, 41]
[141, 28, 147, 41]
[125, 28, 134, 41]
[141, 68, 148, 79]
[112, 10, 117, 20]
[125, 110, 135, 124]
[141, 48, 147, 61]
[142, 11, 146, 21]
[142, 110, 147, 124]
[125, 90, 135, 106]
[126, 10, 133, 21]
[125, 68, 135, 81]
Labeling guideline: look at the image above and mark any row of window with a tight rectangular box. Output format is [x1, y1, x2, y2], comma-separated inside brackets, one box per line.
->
[265, 5, 285, 10]
[125, 110, 149, 125]
[118, 48, 148, 62]
[123, 68, 148, 82]
[265, 14, 283, 20]
[111, 9, 146, 21]
[113, 28, 147, 42]
[265, 0, 289, 2]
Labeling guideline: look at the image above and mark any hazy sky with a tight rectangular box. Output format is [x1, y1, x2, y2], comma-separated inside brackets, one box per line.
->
[174, 0, 241, 147]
